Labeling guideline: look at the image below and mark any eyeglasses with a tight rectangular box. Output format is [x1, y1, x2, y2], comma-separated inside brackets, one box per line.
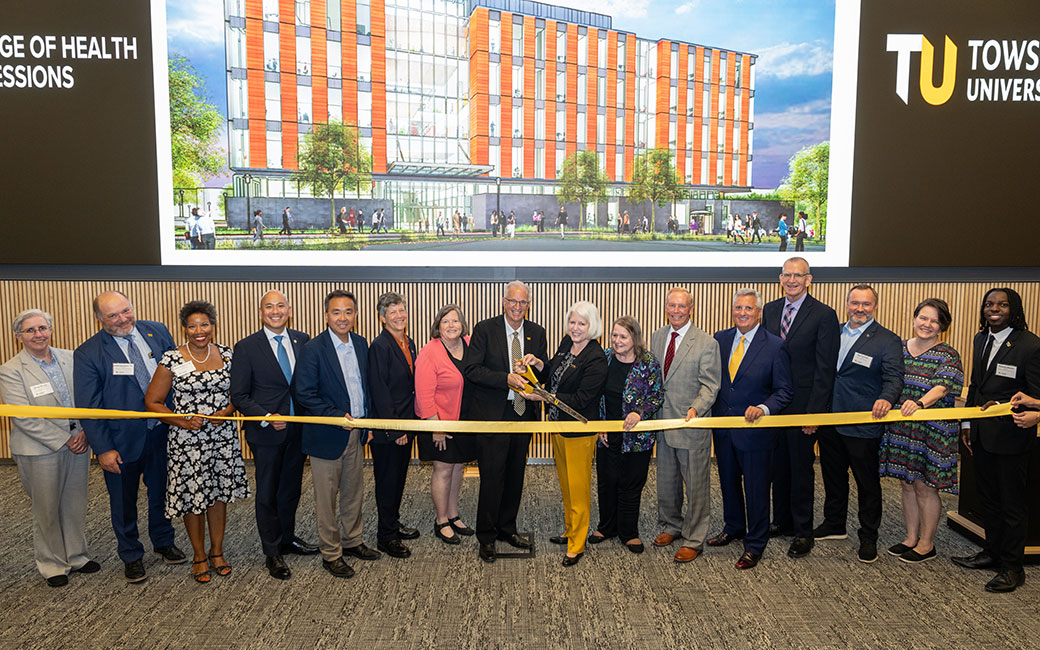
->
[780, 273, 809, 280]
[20, 325, 51, 335]
[504, 298, 530, 308]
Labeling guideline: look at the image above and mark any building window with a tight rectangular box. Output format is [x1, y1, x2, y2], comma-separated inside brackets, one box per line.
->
[329, 87, 342, 122]
[229, 77, 247, 119]
[535, 147, 545, 178]
[615, 149, 624, 179]
[556, 30, 566, 62]
[615, 113, 624, 145]
[326, 0, 340, 31]
[576, 111, 586, 145]
[735, 57, 742, 88]
[490, 61, 500, 94]
[685, 154, 693, 183]
[598, 33, 607, 68]
[357, 0, 371, 35]
[688, 51, 695, 81]
[617, 38, 626, 71]
[670, 49, 678, 77]
[703, 51, 712, 84]
[489, 18, 500, 54]
[535, 25, 545, 60]
[227, 25, 246, 69]
[577, 73, 586, 105]
[512, 105, 523, 138]
[596, 113, 605, 144]
[556, 70, 565, 101]
[535, 107, 545, 139]
[489, 103, 500, 138]
[231, 128, 249, 167]
[669, 85, 677, 111]
[512, 143, 523, 176]
[265, 81, 281, 120]
[535, 68, 544, 101]
[266, 130, 283, 168]
[296, 35, 311, 75]
[512, 64, 523, 97]
[358, 90, 372, 128]
[556, 107, 566, 140]
[358, 43, 371, 82]
[577, 31, 587, 66]
[513, 23, 523, 55]
[719, 52, 727, 86]
[298, 85, 312, 123]
[327, 41, 341, 78]
[686, 88, 694, 116]
[262, 0, 278, 21]
[264, 31, 279, 72]
[617, 78, 624, 107]
[597, 75, 605, 106]
[295, 0, 310, 25]
[669, 121, 676, 147]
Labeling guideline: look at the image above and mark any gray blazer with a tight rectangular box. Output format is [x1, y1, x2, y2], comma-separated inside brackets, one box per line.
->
[651, 322, 721, 449]
[0, 347, 82, 456]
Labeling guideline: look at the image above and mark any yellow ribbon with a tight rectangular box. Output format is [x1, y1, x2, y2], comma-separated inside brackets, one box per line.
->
[0, 402, 1013, 434]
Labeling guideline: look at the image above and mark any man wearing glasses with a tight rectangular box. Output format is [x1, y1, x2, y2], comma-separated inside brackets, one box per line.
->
[462, 281, 548, 563]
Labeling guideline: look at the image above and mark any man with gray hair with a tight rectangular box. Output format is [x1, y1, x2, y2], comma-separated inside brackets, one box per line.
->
[706, 289, 793, 569]
[1, 309, 99, 587]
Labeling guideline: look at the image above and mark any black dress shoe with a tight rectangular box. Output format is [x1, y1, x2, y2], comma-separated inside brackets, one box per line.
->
[549, 535, 568, 545]
[951, 551, 999, 570]
[280, 537, 319, 555]
[448, 517, 475, 536]
[124, 559, 147, 583]
[587, 533, 614, 545]
[625, 542, 645, 554]
[73, 560, 101, 574]
[154, 545, 187, 564]
[787, 537, 814, 558]
[265, 555, 292, 580]
[736, 551, 761, 570]
[768, 524, 795, 537]
[343, 543, 381, 561]
[562, 552, 584, 567]
[706, 531, 745, 547]
[398, 525, 420, 540]
[479, 543, 496, 563]
[377, 539, 412, 559]
[46, 575, 69, 587]
[985, 569, 1025, 593]
[322, 557, 355, 578]
[497, 533, 533, 550]
[435, 521, 461, 545]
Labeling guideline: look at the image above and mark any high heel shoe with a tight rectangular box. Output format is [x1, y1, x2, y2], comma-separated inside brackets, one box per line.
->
[448, 516, 475, 536]
[435, 521, 461, 545]
[562, 552, 584, 567]
[192, 559, 212, 583]
[208, 553, 232, 576]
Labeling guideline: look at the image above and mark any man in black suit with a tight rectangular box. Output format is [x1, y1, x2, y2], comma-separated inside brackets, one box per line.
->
[814, 284, 903, 564]
[761, 257, 839, 558]
[953, 288, 1040, 593]
[462, 281, 549, 563]
[230, 290, 317, 581]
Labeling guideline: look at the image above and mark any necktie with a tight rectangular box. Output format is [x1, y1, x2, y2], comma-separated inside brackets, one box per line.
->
[663, 331, 678, 379]
[729, 335, 745, 381]
[124, 334, 157, 429]
[511, 332, 525, 416]
[981, 334, 996, 371]
[780, 304, 795, 340]
[274, 335, 294, 416]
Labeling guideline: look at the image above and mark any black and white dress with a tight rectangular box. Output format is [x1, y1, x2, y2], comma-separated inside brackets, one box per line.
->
[159, 345, 250, 519]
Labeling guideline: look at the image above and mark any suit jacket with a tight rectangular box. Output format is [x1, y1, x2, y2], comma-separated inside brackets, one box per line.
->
[229, 327, 310, 446]
[965, 328, 1040, 454]
[762, 293, 839, 414]
[293, 329, 372, 460]
[712, 327, 793, 451]
[542, 336, 608, 435]
[831, 320, 904, 438]
[462, 315, 548, 421]
[0, 347, 83, 456]
[650, 322, 722, 450]
[73, 320, 175, 462]
[368, 328, 418, 444]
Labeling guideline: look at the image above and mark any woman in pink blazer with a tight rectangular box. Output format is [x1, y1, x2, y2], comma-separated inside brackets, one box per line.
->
[415, 304, 477, 545]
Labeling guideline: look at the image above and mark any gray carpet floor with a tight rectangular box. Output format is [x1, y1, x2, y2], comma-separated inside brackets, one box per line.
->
[0, 460, 1038, 649]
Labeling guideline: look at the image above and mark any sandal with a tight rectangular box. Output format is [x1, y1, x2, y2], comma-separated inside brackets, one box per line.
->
[448, 516, 475, 536]
[192, 559, 211, 583]
[208, 553, 232, 577]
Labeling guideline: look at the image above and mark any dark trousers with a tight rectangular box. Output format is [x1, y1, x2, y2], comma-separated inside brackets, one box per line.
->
[975, 444, 1030, 572]
[370, 440, 412, 543]
[102, 426, 175, 563]
[247, 425, 305, 557]
[595, 434, 651, 541]
[779, 235, 788, 251]
[771, 426, 817, 538]
[795, 233, 806, 251]
[818, 427, 882, 543]
[714, 430, 773, 555]
[475, 402, 532, 544]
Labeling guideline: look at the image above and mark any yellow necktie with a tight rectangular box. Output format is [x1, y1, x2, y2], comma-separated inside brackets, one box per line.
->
[729, 335, 745, 381]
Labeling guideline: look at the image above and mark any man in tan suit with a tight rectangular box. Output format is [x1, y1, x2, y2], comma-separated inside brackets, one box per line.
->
[651, 288, 722, 562]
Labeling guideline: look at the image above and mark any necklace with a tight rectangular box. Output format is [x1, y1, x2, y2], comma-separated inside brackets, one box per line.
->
[185, 343, 212, 364]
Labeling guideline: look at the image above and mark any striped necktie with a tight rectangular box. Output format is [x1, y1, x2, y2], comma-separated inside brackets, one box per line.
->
[511, 332, 525, 416]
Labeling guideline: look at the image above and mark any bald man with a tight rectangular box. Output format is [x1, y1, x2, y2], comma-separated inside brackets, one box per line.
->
[230, 290, 316, 580]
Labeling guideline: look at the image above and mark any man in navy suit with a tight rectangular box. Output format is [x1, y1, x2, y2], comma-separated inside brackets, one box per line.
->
[73, 291, 184, 582]
[761, 257, 839, 558]
[706, 289, 793, 569]
[294, 289, 380, 579]
[814, 284, 903, 563]
[230, 289, 317, 581]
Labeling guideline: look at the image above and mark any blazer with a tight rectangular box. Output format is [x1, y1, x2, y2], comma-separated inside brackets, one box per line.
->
[73, 320, 175, 462]
[414, 336, 470, 421]
[368, 328, 418, 444]
[541, 336, 608, 436]
[598, 348, 665, 453]
[965, 328, 1040, 454]
[650, 322, 722, 450]
[762, 293, 839, 414]
[293, 329, 372, 460]
[0, 347, 83, 456]
[831, 320, 904, 438]
[229, 327, 310, 447]
[712, 327, 794, 451]
[462, 314, 549, 421]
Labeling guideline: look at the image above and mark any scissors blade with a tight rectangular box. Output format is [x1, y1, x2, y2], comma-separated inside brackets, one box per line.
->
[532, 387, 588, 424]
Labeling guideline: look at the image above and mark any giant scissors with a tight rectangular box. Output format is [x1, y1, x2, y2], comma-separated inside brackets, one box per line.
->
[515, 363, 588, 424]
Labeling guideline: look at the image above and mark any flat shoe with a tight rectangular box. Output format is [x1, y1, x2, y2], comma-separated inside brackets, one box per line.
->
[887, 542, 914, 556]
[549, 535, 568, 545]
[435, 521, 461, 545]
[562, 552, 584, 567]
[587, 533, 613, 545]
[625, 542, 645, 554]
[448, 516, 475, 536]
[899, 547, 937, 564]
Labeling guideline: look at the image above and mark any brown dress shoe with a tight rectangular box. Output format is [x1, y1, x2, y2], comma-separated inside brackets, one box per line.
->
[653, 532, 677, 547]
[735, 551, 761, 570]
[674, 547, 700, 563]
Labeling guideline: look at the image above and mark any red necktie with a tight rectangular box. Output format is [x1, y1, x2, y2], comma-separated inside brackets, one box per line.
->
[663, 331, 678, 379]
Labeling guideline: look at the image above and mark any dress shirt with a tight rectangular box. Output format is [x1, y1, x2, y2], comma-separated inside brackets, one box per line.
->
[264, 327, 296, 370]
[837, 318, 874, 370]
[783, 292, 808, 322]
[668, 320, 693, 351]
[985, 327, 1014, 369]
[329, 329, 366, 418]
[111, 326, 158, 377]
[730, 323, 771, 415]
[30, 349, 73, 409]
[505, 320, 525, 401]
[196, 213, 216, 235]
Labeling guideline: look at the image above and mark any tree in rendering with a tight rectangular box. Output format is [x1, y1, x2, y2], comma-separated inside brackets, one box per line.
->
[628, 149, 688, 231]
[779, 141, 829, 240]
[557, 150, 607, 229]
[296, 122, 372, 228]
[169, 55, 225, 190]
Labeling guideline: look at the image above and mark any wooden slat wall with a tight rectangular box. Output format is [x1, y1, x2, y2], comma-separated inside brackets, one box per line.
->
[0, 279, 1036, 460]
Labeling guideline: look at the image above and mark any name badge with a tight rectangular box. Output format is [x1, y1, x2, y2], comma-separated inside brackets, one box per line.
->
[171, 361, 195, 377]
[112, 362, 135, 376]
[29, 382, 54, 398]
[995, 363, 1017, 379]
[852, 352, 873, 368]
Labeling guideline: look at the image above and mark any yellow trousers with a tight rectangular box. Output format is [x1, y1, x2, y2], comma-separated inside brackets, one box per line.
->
[552, 434, 596, 555]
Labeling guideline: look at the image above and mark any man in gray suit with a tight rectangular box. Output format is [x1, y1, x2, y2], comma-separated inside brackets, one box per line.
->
[651, 288, 722, 562]
[0, 309, 99, 587]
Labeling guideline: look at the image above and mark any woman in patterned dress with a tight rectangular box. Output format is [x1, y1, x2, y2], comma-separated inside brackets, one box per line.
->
[145, 300, 249, 583]
[878, 298, 963, 564]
